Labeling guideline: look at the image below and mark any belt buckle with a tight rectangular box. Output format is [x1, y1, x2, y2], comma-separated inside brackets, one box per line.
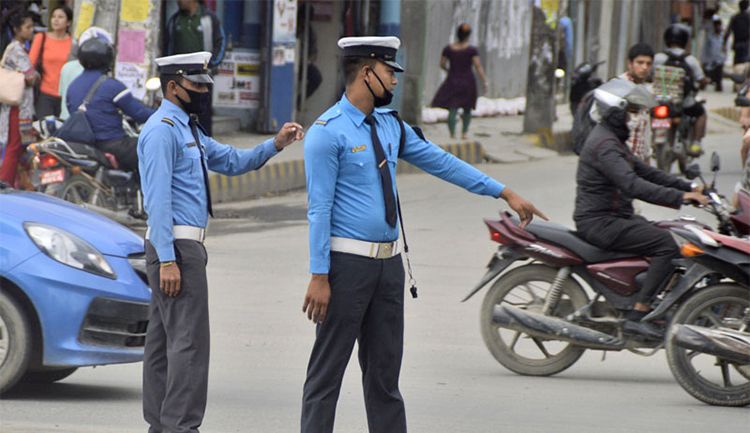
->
[376, 242, 393, 259]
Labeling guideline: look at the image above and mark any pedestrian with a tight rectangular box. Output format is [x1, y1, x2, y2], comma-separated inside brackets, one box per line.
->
[66, 34, 153, 173]
[301, 36, 546, 433]
[0, 11, 37, 187]
[619, 42, 655, 163]
[139, 51, 303, 433]
[431, 23, 488, 140]
[702, 15, 726, 92]
[59, 27, 110, 121]
[724, 0, 750, 67]
[162, 0, 225, 136]
[29, 4, 72, 119]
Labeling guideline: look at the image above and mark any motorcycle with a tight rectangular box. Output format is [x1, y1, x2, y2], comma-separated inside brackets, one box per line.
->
[650, 95, 704, 175]
[464, 153, 749, 380]
[666, 225, 750, 406]
[25, 77, 162, 227]
[569, 61, 604, 116]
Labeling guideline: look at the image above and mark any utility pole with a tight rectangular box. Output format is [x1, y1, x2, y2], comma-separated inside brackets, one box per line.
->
[399, 0, 428, 125]
[522, 4, 557, 141]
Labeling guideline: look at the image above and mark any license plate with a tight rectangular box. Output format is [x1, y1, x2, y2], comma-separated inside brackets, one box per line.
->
[651, 118, 671, 129]
[40, 168, 65, 185]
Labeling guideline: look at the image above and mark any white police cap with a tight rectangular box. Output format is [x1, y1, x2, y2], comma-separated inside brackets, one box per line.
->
[337, 36, 404, 72]
[154, 51, 214, 84]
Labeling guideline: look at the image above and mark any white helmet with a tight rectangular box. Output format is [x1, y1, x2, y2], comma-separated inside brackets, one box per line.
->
[78, 26, 113, 46]
[593, 78, 656, 115]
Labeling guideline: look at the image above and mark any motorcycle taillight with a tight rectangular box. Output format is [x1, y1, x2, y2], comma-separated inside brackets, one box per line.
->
[39, 154, 59, 169]
[653, 105, 669, 119]
[489, 228, 506, 244]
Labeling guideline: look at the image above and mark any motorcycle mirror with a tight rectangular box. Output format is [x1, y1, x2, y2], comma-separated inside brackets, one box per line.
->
[145, 77, 161, 92]
[735, 96, 750, 107]
[710, 152, 720, 172]
[684, 163, 701, 180]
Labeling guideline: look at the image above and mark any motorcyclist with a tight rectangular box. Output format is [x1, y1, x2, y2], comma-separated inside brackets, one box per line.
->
[653, 23, 709, 157]
[65, 35, 155, 173]
[574, 78, 709, 338]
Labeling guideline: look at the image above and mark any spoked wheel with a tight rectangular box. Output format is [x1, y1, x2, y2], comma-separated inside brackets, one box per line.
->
[666, 284, 750, 407]
[655, 141, 675, 173]
[480, 264, 589, 376]
[59, 175, 111, 208]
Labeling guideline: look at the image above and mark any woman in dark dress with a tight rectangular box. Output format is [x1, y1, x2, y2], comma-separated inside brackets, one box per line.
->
[431, 23, 488, 139]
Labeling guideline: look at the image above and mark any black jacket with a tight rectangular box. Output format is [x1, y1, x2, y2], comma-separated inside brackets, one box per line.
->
[573, 124, 691, 223]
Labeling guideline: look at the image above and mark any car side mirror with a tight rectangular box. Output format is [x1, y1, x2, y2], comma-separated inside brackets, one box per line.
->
[710, 152, 720, 172]
[684, 163, 701, 180]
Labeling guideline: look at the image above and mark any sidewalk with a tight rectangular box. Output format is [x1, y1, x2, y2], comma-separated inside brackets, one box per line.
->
[209, 89, 740, 203]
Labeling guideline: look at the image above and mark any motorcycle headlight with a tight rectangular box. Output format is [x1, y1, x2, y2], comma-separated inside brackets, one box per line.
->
[24, 223, 116, 279]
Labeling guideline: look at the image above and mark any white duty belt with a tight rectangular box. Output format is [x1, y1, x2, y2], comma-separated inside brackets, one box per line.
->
[145, 225, 206, 243]
[330, 237, 401, 259]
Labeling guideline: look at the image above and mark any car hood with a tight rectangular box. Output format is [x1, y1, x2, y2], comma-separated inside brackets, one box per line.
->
[1, 191, 144, 257]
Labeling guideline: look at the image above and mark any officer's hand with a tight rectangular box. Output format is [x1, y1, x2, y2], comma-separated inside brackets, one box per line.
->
[160, 263, 182, 297]
[302, 275, 331, 324]
[683, 191, 710, 207]
[274, 122, 305, 151]
[500, 188, 549, 229]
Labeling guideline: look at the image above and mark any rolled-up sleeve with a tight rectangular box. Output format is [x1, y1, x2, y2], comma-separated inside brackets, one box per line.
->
[400, 124, 504, 197]
[304, 126, 339, 274]
[138, 124, 178, 262]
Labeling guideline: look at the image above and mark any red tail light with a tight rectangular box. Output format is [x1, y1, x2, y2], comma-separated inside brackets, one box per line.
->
[39, 154, 59, 169]
[489, 228, 505, 244]
[653, 105, 669, 119]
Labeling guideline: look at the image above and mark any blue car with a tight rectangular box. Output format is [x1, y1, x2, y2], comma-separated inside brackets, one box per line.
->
[0, 183, 150, 393]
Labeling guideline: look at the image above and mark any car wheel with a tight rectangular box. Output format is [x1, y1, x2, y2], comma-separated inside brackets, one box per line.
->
[0, 291, 32, 395]
[21, 367, 77, 384]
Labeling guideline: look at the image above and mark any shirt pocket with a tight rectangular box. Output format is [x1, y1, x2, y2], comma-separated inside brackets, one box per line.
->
[180, 145, 203, 178]
[341, 152, 374, 185]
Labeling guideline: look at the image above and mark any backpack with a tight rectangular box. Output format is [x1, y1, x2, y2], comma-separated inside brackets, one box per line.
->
[571, 90, 597, 155]
[654, 52, 692, 104]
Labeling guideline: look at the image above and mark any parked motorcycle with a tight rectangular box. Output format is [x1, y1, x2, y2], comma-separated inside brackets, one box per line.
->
[464, 154, 749, 380]
[569, 61, 604, 116]
[666, 226, 750, 406]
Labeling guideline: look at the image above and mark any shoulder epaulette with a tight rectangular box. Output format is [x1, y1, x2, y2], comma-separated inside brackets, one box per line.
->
[161, 117, 175, 127]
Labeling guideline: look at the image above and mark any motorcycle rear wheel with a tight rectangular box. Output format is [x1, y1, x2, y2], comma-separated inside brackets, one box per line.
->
[480, 264, 589, 376]
[666, 284, 750, 407]
[59, 175, 110, 208]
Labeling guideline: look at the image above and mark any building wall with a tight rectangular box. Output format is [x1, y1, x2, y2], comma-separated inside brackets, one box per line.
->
[422, 0, 532, 103]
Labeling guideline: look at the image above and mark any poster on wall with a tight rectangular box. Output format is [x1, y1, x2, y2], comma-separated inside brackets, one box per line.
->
[213, 50, 261, 108]
[273, 0, 297, 43]
[115, 63, 147, 100]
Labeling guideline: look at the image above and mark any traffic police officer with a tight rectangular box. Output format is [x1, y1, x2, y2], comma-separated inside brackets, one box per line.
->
[139, 51, 303, 433]
[301, 36, 547, 433]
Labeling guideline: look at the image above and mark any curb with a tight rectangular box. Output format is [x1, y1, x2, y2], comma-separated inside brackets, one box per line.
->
[209, 141, 486, 203]
[712, 106, 741, 123]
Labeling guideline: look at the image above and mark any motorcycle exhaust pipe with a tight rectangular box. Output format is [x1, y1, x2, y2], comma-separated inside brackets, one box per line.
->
[492, 305, 624, 350]
[671, 324, 750, 365]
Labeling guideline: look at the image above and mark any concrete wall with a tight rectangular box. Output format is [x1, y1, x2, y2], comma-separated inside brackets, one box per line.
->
[422, 0, 532, 103]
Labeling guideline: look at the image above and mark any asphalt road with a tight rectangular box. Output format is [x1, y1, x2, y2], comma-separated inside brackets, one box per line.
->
[1, 129, 748, 433]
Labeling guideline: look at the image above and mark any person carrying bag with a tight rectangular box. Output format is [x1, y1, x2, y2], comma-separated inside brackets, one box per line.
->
[55, 75, 106, 145]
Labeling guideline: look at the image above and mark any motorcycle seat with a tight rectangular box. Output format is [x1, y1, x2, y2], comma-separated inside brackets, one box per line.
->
[523, 220, 639, 263]
[58, 141, 114, 168]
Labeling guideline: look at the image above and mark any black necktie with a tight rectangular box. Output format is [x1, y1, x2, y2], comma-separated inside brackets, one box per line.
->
[188, 116, 213, 217]
[365, 115, 397, 227]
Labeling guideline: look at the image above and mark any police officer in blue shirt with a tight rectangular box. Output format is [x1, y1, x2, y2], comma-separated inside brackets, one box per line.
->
[301, 36, 547, 433]
[139, 51, 303, 433]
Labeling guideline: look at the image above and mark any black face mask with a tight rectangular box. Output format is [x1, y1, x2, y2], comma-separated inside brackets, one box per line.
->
[601, 107, 630, 142]
[175, 81, 211, 115]
[364, 69, 394, 107]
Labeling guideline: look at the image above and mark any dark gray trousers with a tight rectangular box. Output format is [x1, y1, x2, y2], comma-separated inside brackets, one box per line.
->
[301, 252, 407, 433]
[143, 240, 210, 433]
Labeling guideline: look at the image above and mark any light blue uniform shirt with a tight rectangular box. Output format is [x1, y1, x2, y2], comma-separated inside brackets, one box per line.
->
[138, 99, 279, 262]
[304, 94, 505, 274]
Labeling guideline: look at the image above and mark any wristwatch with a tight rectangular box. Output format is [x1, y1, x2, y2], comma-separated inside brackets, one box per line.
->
[160, 261, 176, 268]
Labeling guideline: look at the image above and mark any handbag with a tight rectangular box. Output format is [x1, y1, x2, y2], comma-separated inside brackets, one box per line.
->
[0, 48, 26, 106]
[55, 75, 108, 144]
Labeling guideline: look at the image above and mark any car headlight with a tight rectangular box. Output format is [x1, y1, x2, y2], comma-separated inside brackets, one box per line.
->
[24, 222, 116, 279]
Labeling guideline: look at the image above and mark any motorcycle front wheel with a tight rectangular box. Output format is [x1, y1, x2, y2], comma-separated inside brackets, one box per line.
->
[666, 284, 750, 407]
[480, 264, 589, 376]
